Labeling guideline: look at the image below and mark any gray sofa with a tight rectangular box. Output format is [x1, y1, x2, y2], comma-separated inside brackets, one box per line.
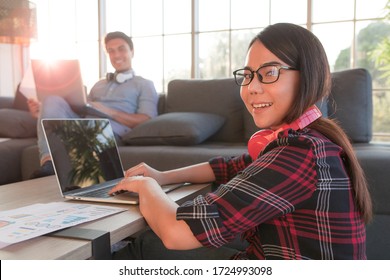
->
[1, 68, 390, 259]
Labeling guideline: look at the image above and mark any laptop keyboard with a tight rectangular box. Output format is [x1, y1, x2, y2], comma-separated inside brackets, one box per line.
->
[77, 186, 112, 198]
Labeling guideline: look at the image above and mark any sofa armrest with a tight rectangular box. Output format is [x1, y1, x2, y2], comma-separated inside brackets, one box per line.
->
[353, 143, 390, 215]
[0, 97, 15, 109]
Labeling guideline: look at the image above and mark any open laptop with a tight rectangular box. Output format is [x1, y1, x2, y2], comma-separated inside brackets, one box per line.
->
[41, 118, 184, 205]
[31, 59, 110, 118]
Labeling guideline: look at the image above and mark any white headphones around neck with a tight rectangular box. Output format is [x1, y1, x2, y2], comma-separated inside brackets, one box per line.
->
[106, 71, 134, 84]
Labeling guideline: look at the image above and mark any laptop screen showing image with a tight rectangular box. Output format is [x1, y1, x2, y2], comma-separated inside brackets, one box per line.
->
[42, 118, 185, 205]
[42, 118, 124, 195]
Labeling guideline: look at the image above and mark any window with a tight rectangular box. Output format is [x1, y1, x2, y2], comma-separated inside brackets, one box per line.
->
[29, 0, 99, 92]
[104, 0, 191, 92]
[311, 0, 390, 142]
[30, 0, 390, 142]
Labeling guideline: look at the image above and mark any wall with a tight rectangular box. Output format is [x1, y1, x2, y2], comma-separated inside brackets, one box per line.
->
[0, 44, 28, 97]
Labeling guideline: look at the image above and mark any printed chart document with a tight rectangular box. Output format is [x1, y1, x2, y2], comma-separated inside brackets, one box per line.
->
[0, 202, 126, 249]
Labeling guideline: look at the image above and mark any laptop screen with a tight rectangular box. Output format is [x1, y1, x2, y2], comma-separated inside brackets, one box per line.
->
[41, 119, 124, 194]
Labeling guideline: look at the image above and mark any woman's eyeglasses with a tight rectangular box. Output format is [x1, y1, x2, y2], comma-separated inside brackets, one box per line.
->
[233, 64, 297, 86]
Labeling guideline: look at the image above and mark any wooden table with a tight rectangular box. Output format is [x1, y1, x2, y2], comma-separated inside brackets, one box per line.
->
[0, 176, 210, 260]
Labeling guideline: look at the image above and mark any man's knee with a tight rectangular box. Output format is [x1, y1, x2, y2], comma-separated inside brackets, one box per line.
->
[41, 96, 74, 117]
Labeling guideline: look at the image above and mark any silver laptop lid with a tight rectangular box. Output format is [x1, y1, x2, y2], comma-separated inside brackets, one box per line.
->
[31, 59, 87, 110]
[41, 118, 124, 196]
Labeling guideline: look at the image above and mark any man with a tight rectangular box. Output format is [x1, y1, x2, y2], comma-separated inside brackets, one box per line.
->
[28, 31, 159, 178]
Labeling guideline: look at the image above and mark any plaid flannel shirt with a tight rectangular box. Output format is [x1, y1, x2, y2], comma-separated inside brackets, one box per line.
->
[176, 128, 366, 259]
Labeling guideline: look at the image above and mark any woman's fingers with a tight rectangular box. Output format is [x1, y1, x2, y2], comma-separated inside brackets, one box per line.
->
[125, 163, 148, 177]
[109, 175, 151, 195]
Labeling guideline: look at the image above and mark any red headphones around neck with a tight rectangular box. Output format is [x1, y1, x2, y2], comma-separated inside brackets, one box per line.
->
[248, 105, 322, 160]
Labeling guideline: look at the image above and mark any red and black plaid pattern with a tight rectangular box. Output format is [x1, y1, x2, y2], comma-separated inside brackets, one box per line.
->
[177, 128, 366, 260]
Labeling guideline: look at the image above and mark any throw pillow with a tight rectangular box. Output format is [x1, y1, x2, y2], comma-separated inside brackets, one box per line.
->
[122, 112, 225, 146]
[0, 109, 37, 138]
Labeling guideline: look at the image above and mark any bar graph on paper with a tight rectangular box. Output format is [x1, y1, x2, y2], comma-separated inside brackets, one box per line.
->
[0, 202, 126, 249]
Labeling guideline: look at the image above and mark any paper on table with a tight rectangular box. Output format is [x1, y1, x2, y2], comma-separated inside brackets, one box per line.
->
[19, 63, 37, 100]
[0, 202, 126, 249]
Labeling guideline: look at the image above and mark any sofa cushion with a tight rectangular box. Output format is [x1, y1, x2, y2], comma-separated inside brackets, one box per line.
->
[0, 96, 14, 109]
[0, 109, 37, 138]
[0, 138, 37, 185]
[119, 143, 247, 171]
[166, 79, 245, 142]
[353, 143, 390, 214]
[329, 68, 372, 143]
[366, 214, 390, 260]
[122, 112, 225, 146]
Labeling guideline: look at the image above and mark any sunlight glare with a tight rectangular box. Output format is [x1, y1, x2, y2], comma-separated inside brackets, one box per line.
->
[30, 41, 78, 62]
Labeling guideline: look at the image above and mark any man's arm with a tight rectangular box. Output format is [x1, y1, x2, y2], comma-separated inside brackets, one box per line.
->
[88, 101, 150, 128]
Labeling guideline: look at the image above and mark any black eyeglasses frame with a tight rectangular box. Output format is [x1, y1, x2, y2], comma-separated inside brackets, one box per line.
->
[233, 64, 297, 86]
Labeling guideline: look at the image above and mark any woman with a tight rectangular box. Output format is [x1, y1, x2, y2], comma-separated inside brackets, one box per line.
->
[109, 23, 372, 260]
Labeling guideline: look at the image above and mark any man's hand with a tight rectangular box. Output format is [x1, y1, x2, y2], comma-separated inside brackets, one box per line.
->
[27, 99, 41, 118]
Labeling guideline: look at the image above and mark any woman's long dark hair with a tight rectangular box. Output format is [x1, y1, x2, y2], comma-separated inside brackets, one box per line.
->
[250, 23, 372, 223]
